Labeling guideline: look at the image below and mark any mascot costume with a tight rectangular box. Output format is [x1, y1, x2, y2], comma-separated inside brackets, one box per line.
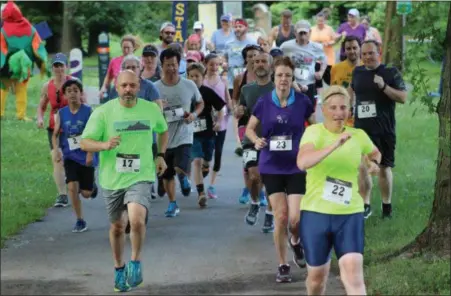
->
[0, 1, 48, 120]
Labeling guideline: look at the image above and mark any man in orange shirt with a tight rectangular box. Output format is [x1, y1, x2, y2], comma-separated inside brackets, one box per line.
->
[330, 36, 362, 126]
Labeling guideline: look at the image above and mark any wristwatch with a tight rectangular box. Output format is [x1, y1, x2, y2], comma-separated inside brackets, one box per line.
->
[157, 152, 165, 158]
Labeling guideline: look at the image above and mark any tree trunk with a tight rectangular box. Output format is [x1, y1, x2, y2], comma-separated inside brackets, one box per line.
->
[61, 1, 72, 53]
[87, 26, 102, 57]
[410, 4, 451, 256]
[382, 1, 403, 70]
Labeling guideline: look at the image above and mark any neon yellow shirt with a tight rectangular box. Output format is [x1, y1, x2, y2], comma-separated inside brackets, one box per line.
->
[82, 99, 167, 190]
[299, 123, 374, 215]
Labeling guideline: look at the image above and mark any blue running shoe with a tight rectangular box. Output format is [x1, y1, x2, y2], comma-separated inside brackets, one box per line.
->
[114, 266, 131, 292]
[180, 176, 191, 197]
[165, 201, 180, 217]
[259, 190, 268, 207]
[239, 188, 250, 204]
[72, 219, 88, 233]
[126, 260, 143, 288]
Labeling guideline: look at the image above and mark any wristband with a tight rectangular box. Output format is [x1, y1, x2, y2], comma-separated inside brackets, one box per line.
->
[380, 83, 387, 92]
[192, 112, 198, 120]
[157, 152, 165, 158]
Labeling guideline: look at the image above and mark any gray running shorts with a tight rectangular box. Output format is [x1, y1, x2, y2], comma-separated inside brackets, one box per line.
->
[102, 181, 152, 223]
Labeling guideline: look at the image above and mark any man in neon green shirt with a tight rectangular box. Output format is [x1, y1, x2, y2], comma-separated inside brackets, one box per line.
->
[81, 71, 168, 292]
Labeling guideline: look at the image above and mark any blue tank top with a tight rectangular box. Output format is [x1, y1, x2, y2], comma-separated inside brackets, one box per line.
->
[59, 104, 98, 166]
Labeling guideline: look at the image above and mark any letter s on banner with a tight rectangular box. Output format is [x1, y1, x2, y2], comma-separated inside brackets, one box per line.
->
[172, 1, 188, 44]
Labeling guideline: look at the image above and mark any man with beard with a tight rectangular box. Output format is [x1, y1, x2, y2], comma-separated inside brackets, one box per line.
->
[330, 36, 362, 126]
[234, 52, 275, 233]
[157, 22, 176, 55]
[280, 20, 326, 119]
[223, 18, 257, 97]
[81, 70, 169, 292]
[349, 40, 407, 220]
[154, 48, 204, 217]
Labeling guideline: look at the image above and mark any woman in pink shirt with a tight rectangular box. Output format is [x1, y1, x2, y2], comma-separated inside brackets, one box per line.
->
[203, 53, 232, 199]
[99, 34, 141, 102]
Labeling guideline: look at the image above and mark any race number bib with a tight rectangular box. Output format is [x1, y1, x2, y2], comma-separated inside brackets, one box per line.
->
[323, 177, 352, 205]
[242, 149, 257, 165]
[164, 105, 184, 123]
[193, 118, 207, 132]
[269, 135, 292, 151]
[357, 101, 377, 119]
[68, 135, 81, 151]
[116, 153, 141, 173]
[294, 67, 309, 81]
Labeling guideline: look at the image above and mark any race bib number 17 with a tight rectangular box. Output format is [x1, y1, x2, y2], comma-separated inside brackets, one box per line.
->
[116, 153, 141, 173]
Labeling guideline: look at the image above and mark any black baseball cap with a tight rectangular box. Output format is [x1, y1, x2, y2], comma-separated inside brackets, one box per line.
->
[142, 44, 158, 57]
[269, 48, 284, 58]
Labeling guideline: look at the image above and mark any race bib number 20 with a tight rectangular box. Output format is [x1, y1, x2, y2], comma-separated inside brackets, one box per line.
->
[358, 101, 377, 119]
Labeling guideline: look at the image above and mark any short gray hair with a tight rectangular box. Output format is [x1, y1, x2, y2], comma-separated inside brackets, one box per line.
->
[121, 54, 141, 70]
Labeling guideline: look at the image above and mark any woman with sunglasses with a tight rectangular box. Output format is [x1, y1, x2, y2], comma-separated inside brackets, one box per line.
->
[37, 53, 84, 208]
[297, 86, 381, 295]
[245, 56, 315, 283]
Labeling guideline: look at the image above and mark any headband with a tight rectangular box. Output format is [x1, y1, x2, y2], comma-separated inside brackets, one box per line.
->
[235, 19, 248, 27]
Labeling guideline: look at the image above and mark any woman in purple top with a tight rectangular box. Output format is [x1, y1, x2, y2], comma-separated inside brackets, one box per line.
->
[337, 9, 366, 61]
[245, 56, 315, 283]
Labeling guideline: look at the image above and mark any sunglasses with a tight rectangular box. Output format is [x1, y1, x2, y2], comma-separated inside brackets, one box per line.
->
[164, 31, 175, 35]
[56, 90, 61, 104]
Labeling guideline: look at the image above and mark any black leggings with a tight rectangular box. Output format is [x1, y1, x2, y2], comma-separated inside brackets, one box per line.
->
[213, 130, 227, 172]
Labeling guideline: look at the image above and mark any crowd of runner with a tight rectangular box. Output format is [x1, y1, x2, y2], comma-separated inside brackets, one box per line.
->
[33, 7, 408, 295]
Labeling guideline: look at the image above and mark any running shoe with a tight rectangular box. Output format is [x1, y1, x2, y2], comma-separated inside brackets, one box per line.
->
[364, 204, 372, 219]
[259, 190, 268, 207]
[165, 201, 180, 217]
[207, 185, 218, 199]
[126, 260, 143, 288]
[72, 219, 88, 233]
[180, 175, 191, 197]
[276, 264, 292, 283]
[238, 188, 250, 204]
[262, 213, 274, 233]
[245, 203, 260, 226]
[289, 237, 306, 268]
[54, 194, 69, 207]
[114, 266, 131, 292]
[198, 193, 207, 208]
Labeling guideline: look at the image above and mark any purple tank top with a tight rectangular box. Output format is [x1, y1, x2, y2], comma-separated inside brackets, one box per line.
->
[204, 76, 229, 131]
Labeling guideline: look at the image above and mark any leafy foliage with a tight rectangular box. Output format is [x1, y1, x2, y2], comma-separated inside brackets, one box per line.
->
[403, 1, 449, 113]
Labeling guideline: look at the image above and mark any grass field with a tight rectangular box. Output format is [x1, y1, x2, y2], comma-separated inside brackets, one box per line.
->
[0, 50, 448, 293]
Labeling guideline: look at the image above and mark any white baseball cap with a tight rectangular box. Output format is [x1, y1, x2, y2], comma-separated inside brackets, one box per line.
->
[348, 9, 360, 17]
[295, 20, 311, 33]
[193, 21, 203, 30]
